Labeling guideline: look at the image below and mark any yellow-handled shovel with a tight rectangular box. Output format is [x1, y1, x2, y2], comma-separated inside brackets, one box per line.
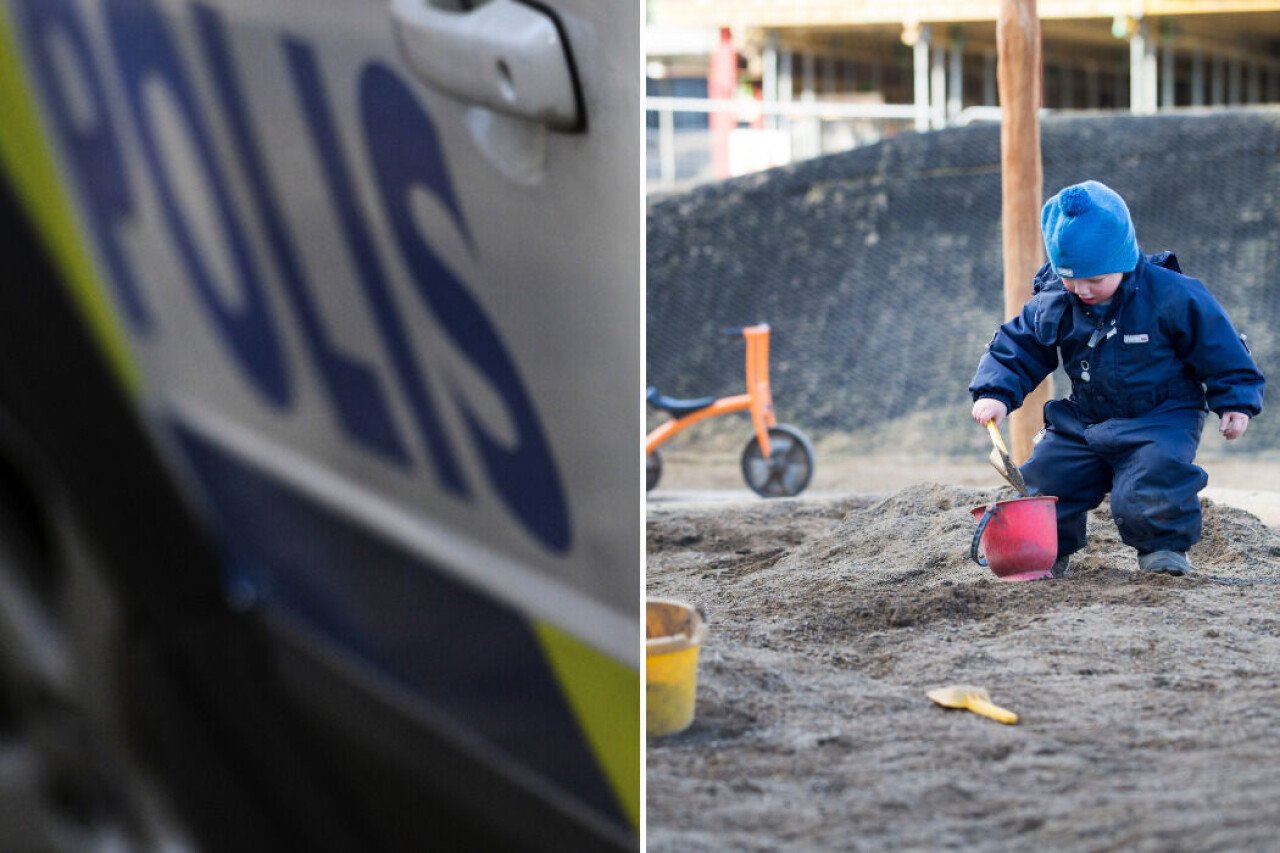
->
[927, 684, 1019, 725]
[986, 420, 1029, 497]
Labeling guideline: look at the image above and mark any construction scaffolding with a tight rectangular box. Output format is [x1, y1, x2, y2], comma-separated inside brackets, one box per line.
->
[647, 1, 1280, 192]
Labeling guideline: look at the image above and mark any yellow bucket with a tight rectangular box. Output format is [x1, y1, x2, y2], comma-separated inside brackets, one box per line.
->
[646, 598, 708, 737]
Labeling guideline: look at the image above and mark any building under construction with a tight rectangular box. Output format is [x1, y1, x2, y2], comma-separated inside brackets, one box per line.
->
[647, 1, 1280, 188]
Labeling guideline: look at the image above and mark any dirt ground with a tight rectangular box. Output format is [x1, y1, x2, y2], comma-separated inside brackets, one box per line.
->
[646, 457, 1280, 851]
[648, 449, 1280, 525]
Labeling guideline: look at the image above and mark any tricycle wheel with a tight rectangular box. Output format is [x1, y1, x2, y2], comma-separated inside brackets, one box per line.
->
[646, 449, 662, 492]
[741, 424, 815, 498]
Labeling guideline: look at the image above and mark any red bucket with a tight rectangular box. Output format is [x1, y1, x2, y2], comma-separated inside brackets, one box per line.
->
[969, 496, 1059, 582]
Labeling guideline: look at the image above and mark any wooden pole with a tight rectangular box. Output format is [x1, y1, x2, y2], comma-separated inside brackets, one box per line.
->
[997, 0, 1048, 464]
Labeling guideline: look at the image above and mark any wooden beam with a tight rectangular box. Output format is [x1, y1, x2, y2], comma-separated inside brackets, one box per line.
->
[651, 0, 1280, 30]
[997, 0, 1049, 464]
[1144, 0, 1280, 14]
[730, 21, 1280, 77]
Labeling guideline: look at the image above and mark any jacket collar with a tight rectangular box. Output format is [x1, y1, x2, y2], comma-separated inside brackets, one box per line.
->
[1032, 251, 1153, 305]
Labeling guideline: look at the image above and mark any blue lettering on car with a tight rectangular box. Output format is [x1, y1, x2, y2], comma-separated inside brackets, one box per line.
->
[194, 4, 411, 465]
[15, 0, 152, 329]
[286, 38, 469, 494]
[360, 63, 571, 551]
[105, 0, 293, 406]
[13, 0, 571, 552]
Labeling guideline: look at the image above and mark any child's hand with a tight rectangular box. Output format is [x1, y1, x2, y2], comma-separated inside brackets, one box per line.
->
[1220, 411, 1250, 440]
[972, 398, 1009, 427]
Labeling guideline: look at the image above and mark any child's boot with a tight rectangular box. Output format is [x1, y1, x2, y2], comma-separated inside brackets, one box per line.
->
[1138, 550, 1192, 576]
[1050, 554, 1071, 579]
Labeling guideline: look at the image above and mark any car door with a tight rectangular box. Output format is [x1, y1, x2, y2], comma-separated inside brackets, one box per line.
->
[0, 0, 640, 846]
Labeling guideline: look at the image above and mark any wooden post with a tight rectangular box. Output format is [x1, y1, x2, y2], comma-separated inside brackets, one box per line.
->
[997, 0, 1048, 464]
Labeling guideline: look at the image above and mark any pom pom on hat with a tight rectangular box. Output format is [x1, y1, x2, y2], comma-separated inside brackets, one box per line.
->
[1041, 180, 1139, 279]
[1059, 186, 1092, 217]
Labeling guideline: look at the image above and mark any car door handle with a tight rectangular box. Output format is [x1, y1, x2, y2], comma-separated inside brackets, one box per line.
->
[390, 0, 583, 131]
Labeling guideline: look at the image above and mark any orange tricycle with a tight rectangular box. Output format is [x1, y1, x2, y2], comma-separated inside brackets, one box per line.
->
[646, 323, 815, 497]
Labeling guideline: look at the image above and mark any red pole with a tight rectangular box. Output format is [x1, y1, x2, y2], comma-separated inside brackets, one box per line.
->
[709, 27, 737, 179]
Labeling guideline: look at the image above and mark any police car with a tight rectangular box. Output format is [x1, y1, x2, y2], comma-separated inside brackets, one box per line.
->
[0, 0, 639, 848]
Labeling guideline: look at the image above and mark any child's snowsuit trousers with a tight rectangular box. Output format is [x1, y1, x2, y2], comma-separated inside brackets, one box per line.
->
[1021, 397, 1207, 557]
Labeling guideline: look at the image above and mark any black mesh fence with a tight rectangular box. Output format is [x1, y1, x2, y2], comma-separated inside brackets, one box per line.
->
[647, 108, 1280, 458]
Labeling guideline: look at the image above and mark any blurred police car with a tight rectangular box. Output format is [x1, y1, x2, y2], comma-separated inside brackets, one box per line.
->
[0, 0, 639, 848]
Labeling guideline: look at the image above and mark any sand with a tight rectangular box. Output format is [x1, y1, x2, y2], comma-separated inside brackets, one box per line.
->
[646, 482, 1280, 851]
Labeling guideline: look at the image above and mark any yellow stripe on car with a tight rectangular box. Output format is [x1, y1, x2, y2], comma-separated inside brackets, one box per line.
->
[534, 620, 640, 830]
[0, 6, 139, 393]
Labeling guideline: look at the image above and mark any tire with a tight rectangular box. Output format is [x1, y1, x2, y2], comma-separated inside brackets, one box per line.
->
[646, 449, 663, 492]
[0, 422, 194, 851]
[740, 425, 815, 498]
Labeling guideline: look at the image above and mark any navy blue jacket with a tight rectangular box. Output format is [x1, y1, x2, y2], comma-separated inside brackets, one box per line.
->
[970, 253, 1265, 423]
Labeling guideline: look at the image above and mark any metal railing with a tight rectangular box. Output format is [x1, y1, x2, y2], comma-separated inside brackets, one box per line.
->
[644, 98, 1132, 193]
[646, 96, 918, 194]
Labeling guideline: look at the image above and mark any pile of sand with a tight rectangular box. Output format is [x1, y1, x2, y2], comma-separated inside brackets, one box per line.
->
[647, 484, 1280, 851]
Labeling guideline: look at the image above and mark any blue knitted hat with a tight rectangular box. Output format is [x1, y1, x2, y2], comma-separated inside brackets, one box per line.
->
[1040, 180, 1140, 279]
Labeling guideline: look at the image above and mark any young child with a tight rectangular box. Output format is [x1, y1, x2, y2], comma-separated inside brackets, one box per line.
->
[969, 180, 1265, 577]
